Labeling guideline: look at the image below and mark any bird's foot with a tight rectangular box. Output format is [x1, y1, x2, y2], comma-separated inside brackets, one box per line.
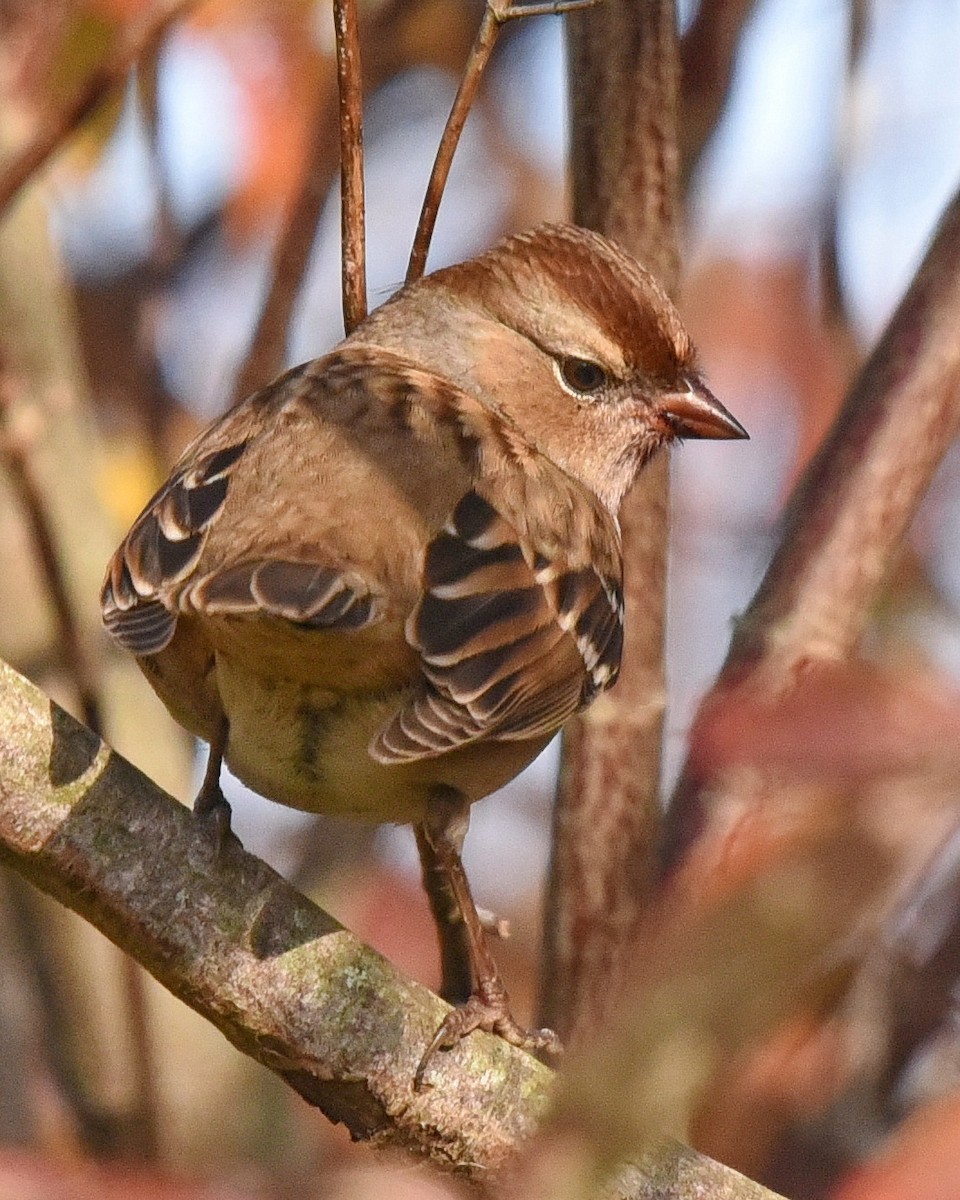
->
[414, 976, 561, 1090]
[192, 782, 238, 860]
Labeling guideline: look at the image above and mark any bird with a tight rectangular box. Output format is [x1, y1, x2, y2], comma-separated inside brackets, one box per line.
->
[100, 222, 747, 1087]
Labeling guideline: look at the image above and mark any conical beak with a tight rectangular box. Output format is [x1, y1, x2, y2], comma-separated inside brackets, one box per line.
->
[657, 375, 748, 441]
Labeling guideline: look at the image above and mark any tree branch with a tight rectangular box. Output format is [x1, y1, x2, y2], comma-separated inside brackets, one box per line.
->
[0, 657, 549, 1172]
[333, 0, 367, 333]
[405, 0, 596, 285]
[541, 0, 679, 1048]
[0, 654, 789, 1198]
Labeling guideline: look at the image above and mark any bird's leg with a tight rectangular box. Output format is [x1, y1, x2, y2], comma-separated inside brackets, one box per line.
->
[415, 825, 474, 1004]
[414, 789, 560, 1090]
[193, 716, 235, 853]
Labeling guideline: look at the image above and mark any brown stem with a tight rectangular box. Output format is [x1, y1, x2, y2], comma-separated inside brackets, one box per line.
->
[405, 0, 597, 285]
[333, 0, 367, 333]
[0, 0, 204, 217]
[662, 181, 960, 870]
[541, 0, 680, 1048]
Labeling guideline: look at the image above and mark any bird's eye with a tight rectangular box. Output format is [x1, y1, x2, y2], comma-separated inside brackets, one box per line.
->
[558, 357, 609, 396]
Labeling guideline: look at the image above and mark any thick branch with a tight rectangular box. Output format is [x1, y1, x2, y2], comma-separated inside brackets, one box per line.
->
[0, 658, 549, 1172]
[0, 656, 785, 1199]
[663, 179, 960, 866]
[542, 0, 679, 1047]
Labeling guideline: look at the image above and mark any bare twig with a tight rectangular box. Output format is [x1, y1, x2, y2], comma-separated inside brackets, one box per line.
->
[0, 0, 204, 218]
[662, 182, 960, 869]
[541, 0, 680, 1048]
[405, 0, 597, 284]
[333, 0, 367, 333]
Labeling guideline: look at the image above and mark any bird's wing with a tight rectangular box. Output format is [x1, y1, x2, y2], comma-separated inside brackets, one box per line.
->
[101, 346, 624, 761]
[100, 352, 459, 656]
[371, 488, 623, 763]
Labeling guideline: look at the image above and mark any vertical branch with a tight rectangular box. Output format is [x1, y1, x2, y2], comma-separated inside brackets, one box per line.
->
[541, 0, 680, 1047]
[333, 0, 367, 333]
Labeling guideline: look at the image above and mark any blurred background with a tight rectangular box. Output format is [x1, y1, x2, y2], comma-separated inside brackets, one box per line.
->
[3, 0, 960, 1196]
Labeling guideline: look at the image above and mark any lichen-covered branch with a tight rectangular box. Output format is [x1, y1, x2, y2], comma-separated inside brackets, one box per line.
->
[0, 655, 789, 1199]
[0, 658, 550, 1172]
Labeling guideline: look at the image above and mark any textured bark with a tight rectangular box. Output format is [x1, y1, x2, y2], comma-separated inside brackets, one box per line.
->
[0, 655, 791, 1198]
[0, 658, 550, 1173]
[542, 0, 679, 1047]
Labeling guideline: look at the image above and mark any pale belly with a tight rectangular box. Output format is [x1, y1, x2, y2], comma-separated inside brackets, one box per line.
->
[213, 655, 552, 825]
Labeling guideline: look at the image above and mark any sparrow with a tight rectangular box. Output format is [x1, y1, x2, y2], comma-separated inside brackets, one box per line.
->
[100, 223, 747, 1086]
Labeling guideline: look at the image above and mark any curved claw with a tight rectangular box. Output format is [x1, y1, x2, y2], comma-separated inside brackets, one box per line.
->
[414, 984, 562, 1091]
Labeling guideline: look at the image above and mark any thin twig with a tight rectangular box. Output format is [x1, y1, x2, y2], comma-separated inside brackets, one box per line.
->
[0, 365, 102, 733]
[333, 0, 367, 332]
[0, 0, 204, 218]
[661, 180, 960, 871]
[405, 0, 597, 285]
